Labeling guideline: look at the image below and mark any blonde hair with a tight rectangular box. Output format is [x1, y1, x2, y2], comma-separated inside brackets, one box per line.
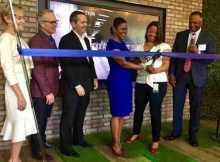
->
[0, 3, 23, 24]
[38, 9, 54, 24]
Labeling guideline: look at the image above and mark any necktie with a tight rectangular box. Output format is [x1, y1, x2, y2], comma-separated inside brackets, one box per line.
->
[49, 36, 57, 49]
[184, 32, 195, 72]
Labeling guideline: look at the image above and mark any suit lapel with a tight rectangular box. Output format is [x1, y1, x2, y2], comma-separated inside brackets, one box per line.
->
[71, 31, 84, 49]
[183, 30, 190, 52]
[71, 31, 91, 63]
[196, 29, 204, 46]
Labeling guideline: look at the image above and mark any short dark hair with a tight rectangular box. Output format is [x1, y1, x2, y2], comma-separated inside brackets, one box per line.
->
[110, 17, 127, 35]
[190, 11, 203, 18]
[145, 21, 164, 44]
[69, 10, 85, 23]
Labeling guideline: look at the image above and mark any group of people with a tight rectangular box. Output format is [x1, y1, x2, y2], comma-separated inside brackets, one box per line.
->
[0, 2, 216, 162]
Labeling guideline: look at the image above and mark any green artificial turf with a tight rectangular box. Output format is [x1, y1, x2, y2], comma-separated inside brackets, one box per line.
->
[55, 143, 110, 162]
[160, 120, 220, 148]
[54, 120, 220, 162]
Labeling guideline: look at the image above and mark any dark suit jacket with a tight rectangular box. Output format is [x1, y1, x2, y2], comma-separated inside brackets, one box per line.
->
[29, 30, 59, 97]
[169, 29, 216, 87]
[59, 30, 97, 94]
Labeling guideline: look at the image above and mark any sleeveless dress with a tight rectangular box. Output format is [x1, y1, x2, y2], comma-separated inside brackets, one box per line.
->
[0, 32, 37, 142]
[106, 39, 132, 117]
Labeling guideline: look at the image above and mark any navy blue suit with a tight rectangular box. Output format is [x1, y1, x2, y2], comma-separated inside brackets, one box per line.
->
[169, 29, 215, 141]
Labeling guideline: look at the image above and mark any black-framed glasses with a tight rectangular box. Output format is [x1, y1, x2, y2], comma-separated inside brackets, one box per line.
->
[42, 20, 59, 24]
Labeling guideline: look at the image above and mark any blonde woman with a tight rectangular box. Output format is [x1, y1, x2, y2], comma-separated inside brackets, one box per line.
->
[0, 3, 37, 162]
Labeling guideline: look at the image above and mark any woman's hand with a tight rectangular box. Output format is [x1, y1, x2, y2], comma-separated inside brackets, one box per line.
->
[17, 95, 27, 111]
[146, 65, 155, 74]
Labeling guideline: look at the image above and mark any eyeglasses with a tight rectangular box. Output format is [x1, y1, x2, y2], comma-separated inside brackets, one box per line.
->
[42, 20, 59, 25]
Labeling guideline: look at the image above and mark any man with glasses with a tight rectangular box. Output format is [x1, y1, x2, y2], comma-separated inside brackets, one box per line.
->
[29, 9, 59, 161]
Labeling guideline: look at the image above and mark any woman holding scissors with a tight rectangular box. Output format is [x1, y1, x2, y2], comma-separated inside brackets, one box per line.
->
[126, 21, 171, 153]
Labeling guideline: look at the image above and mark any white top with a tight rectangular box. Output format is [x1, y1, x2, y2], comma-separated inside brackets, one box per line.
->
[134, 43, 171, 87]
[0, 32, 33, 85]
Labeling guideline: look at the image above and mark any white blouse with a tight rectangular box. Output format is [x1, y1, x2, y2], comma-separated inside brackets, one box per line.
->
[134, 43, 171, 87]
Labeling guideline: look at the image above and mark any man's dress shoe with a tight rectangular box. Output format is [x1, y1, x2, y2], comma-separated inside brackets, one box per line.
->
[74, 141, 93, 147]
[32, 152, 53, 161]
[189, 140, 198, 147]
[165, 134, 180, 141]
[61, 147, 80, 157]
[44, 142, 54, 148]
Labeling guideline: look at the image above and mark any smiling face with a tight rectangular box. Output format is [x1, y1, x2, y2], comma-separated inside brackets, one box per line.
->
[40, 12, 57, 35]
[15, 9, 25, 32]
[114, 22, 128, 41]
[146, 25, 157, 43]
[189, 15, 203, 32]
[71, 14, 87, 36]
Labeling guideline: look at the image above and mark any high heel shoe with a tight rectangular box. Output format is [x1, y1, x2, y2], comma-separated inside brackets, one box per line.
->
[125, 134, 141, 144]
[109, 141, 127, 153]
[112, 147, 125, 158]
[121, 148, 127, 153]
[150, 143, 159, 153]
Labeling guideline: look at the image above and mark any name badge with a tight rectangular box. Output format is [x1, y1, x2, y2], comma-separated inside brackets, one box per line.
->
[153, 83, 159, 93]
[198, 44, 206, 51]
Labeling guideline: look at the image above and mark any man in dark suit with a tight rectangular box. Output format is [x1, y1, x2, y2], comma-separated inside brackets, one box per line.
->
[167, 11, 216, 146]
[59, 11, 98, 157]
[29, 10, 59, 160]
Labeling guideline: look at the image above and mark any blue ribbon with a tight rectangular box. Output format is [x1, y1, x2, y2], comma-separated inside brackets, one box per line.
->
[19, 48, 220, 60]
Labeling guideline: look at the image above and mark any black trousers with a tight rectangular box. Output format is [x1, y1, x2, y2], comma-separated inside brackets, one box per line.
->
[133, 82, 167, 142]
[60, 87, 90, 150]
[31, 97, 53, 154]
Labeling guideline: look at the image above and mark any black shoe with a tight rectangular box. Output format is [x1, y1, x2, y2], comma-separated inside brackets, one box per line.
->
[61, 147, 80, 157]
[32, 152, 44, 160]
[79, 141, 93, 148]
[45, 153, 53, 161]
[44, 142, 54, 148]
[165, 134, 180, 141]
[32, 152, 53, 161]
[189, 140, 198, 147]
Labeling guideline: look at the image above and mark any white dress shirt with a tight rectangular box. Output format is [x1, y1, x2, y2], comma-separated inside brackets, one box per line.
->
[72, 30, 89, 61]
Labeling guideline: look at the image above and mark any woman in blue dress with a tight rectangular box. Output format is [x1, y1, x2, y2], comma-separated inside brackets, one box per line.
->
[106, 17, 145, 157]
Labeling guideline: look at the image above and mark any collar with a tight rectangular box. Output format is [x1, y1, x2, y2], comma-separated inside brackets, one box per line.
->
[190, 28, 201, 36]
[39, 30, 51, 39]
[72, 29, 85, 40]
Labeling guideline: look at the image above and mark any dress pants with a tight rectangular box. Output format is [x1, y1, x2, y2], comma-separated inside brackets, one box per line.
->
[31, 97, 53, 154]
[133, 82, 167, 142]
[172, 72, 204, 141]
[60, 82, 90, 150]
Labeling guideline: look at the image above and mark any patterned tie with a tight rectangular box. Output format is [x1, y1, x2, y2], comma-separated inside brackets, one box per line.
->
[184, 32, 195, 72]
[49, 36, 57, 49]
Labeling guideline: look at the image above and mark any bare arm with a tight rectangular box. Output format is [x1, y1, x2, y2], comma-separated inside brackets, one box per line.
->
[146, 49, 170, 74]
[111, 49, 144, 70]
[112, 56, 144, 70]
[154, 56, 170, 73]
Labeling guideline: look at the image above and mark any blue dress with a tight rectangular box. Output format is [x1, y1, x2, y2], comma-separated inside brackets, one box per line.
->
[106, 39, 132, 117]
